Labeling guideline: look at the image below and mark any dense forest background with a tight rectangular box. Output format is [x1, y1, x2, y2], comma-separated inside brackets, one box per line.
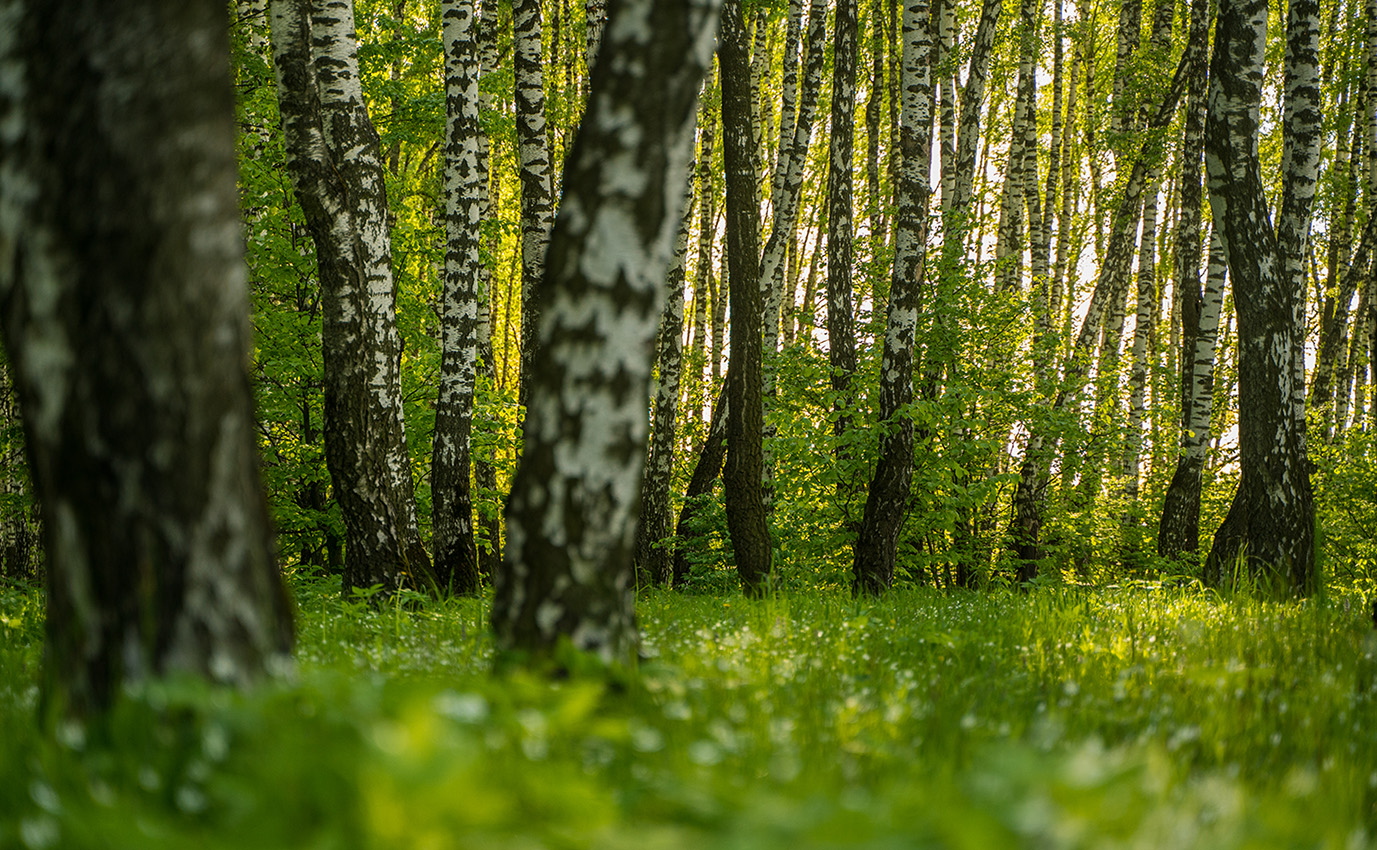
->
[4, 2, 1377, 845]
[2, 0, 1375, 594]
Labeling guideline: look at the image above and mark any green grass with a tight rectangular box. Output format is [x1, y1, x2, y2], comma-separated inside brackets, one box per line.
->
[1, 577, 1375, 848]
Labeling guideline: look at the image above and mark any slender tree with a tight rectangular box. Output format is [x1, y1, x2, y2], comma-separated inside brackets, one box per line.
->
[515, 0, 557, 412]
[636, 169, 696, 587]
[852, 0, 934, 595]
[432, 0, 487, 594]
[0, 0, 294, 718]
[720, 0, 773, 595]
[827, 0, 861, 465]
[271, 0, 432, 596]
[491, 0, 722, 663]
[1158, 0, 1213, 559]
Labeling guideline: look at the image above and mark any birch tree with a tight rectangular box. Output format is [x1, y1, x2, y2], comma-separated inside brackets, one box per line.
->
[432, 0, 487, 594]
[0, 0, 294, 717]
[271, 0, 432, 597]
[720, 0, 773, 595]
[827, 0, 861, 462]
[635, 170, 696, 587]
[1201, 0, 1320, 593]
[852, 0, 934, 595]
[515, 0, 557, 412]
[491, 0, 721, 664]
[1158, 0, 1218, 558]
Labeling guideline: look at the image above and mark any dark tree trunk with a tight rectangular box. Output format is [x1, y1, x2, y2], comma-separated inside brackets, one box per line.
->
[271, 0, 432, 597]
[491, 0, 722, 665]
[672, 388, 729, 587]
[1202, 0, 1319, 593]
[719, 0, 773, 595]
[0, 0, 294, 718]
[852, 0, 934, 595]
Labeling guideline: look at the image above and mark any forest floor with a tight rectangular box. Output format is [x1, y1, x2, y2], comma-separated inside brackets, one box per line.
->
[1, 576, 1374, 848]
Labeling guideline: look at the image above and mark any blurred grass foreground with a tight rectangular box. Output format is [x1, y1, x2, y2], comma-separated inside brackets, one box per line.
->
[1, 576, 1375, 849]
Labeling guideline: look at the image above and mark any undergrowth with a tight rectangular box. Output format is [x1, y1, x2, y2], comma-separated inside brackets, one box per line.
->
[1, 577, 1375, 848]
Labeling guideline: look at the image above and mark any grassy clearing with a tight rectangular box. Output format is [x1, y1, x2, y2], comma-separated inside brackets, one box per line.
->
[1, 578, 1375, 848]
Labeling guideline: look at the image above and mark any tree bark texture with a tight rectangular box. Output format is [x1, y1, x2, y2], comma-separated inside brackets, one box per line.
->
[271, 0, 432, 597]
[827, 0, 860, 455]
[720, 0, 773, 595]
[852, 0, 934, 595]
[492, 0, 721, 664]
[0, 0, 294, 718]
[1202, 0, 1318, 593]
[1159, 230, 1226, 557]
[635, 170, 696, 587]
[1157, 0, 1212, 559]
[432, 0, 486, 595]
[515, 0, 556, 414]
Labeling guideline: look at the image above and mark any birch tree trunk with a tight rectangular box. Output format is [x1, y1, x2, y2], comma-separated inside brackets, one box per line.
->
[432, 0, 486, 595]
[762, 0, 827, 357]
[852, 0, 934, 595]
[491, 0, 721, 664]
[0, 0, 294, 718]
[635, 171, 696, 587]
[1122, 171, 1160, 503]
[827, 0, 860, 466]
[720, 0, 773, 595]
[474, 0, 503, 580]
[271, 0, 432, 597]
[1202, 0, 1319, 593]
[515, 0, 556, 413]
[688, 75, 717, 439]
[1159, 231, 1226, 556]
[950, 0, 1003, 216]
[1157, 0, 1211, 559]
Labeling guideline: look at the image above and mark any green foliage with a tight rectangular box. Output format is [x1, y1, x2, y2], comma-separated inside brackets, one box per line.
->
[2, 580, 1376, 847]
[1312, 431, 1377, 593]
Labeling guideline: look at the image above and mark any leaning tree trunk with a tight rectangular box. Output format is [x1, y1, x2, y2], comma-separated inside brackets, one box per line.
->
[761, 0, 827, 508]
[1157, 0, 1212, 560]
[492, 0, 722, 665]
[635, 170, 696, 587]
[432, 0, 487, 595]
[1159, 230, 1226, 556]
[271, 0, 432, 597]
[720, 0, 773, 595]
[1009, 44, 1193, 578]
[0, 0, 294, 719]
[1202, 0, 1319, 593]
[950, 0, 1003, 216]
[671, 388, 729, 586]
[827, 0, 860, 477]
[852, 0, 934, 595]
[514, 0, 556, 414]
